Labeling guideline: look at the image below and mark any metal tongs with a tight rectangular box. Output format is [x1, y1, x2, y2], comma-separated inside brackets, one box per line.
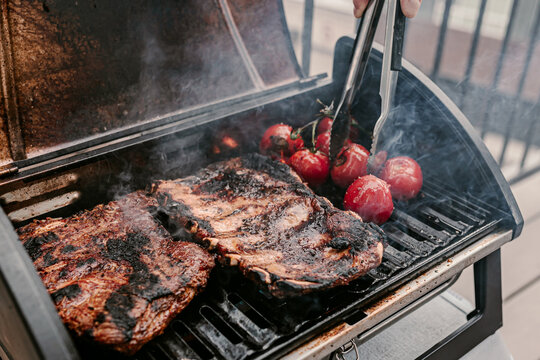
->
[329, 0, 406, 165]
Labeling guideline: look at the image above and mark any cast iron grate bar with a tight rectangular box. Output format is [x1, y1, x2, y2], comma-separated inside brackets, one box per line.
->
[214, 293, 276, 346]
[368, 262, 398, 280]
[427, 198, 485, 226]
[130, 186, 499, 360]
[171, 321, 216, 360]
[424, 182, 491, 219]
[418, 207, 472, 235]
[384, 224, 435, 257]
[190, 317, 249, 360]
[226, 293, 273, 330]
[155, 332, 200, 360]
[382, 245, 415, 268]
[391, 209, 453, 245]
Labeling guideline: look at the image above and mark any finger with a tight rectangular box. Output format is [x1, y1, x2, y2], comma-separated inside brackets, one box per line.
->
[353, 0, 370, 18]
[400, 0, 421, 18]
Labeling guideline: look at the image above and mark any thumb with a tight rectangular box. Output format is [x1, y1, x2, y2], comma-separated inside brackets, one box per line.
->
[400, 0, 422, 18]
[353, 0, 370, 18]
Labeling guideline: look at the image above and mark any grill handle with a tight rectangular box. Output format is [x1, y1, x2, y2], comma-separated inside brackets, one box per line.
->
[331, 339, 359, 360]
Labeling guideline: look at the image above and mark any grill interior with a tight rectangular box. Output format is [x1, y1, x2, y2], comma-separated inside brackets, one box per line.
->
[71, 180, 499, 360]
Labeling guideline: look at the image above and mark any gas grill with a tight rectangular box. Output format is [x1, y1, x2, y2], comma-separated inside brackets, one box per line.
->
[0, 1, 522, 360]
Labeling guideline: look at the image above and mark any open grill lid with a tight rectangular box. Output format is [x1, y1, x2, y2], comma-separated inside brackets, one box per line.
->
[0, 0, 305, 173]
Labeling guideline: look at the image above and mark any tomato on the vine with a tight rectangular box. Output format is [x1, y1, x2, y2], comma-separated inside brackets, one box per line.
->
[331, 144, 370, 188]
[379, 156, 423, 201]
[344, 175, 393, 225]
[259, 124, 296, 161]
[315, 132, 352, 156]
[289, 149, 330, 187]
[318, 116, 362, 141]
[317, 117, 333, 135]
[290, 130, 305, 153]
[315, 132, 331, 155]
[293, 137, 304, 152]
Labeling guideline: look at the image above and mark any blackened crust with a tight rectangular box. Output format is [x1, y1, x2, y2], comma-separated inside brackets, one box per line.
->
[152, 154, 384, 298]
[16, 191, 215, 355]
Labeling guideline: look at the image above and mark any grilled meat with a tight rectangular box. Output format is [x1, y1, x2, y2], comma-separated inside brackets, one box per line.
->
[152, 154, 384, 297]
[16, 191, 214, 355]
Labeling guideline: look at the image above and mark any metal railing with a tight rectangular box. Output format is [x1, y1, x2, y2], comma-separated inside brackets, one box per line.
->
[296, 0, 540, 184]
[431, 0, 540, 185]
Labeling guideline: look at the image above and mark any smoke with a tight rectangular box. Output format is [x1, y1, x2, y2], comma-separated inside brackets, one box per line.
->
[95, 0, 334, 192]
[122, 17, 516, 222]
[343, 43, 513, 219]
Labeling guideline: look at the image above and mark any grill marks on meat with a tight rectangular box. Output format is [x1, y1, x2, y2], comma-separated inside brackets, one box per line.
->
[16, 192, 214, 355]
[152, 154, 384, 297]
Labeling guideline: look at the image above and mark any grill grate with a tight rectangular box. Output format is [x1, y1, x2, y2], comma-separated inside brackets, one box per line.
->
[116, 182, 500, 360]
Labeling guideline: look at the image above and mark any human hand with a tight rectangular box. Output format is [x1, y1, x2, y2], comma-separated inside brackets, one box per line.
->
[353, 0, 422, 18]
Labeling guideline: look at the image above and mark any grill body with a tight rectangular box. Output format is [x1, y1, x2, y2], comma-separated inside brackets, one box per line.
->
[0, 2, 522, 359]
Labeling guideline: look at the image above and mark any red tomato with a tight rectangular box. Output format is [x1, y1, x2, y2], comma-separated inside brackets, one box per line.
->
[315, 132, 331, 154]
[379, 156, 423, 201]
[259, 124, 295, 160]
[317, 117, 333, 135]
[315, 132, 352, 156]
[331, 144, 370, 188]
[344, 175, 394, 225]
[289, 149, 330, 187]
[318, 115, 361, 140]
[291, 133, 304, 152]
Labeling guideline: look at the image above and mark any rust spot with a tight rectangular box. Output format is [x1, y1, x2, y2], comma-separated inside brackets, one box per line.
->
[309, 322, 348, 344]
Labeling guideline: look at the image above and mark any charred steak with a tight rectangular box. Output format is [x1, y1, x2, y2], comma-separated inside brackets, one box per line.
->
[152, 154, 384, 297]
[16, 191, 214, 354]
